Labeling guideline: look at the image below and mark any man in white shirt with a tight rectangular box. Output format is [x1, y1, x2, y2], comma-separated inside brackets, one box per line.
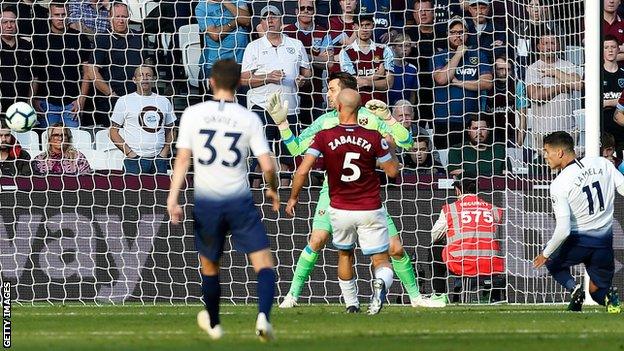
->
[533, 131, 624, 313]
[110, 66, 176, 174]
[241, 5, 312, 173]
[525, 33, 583, 150]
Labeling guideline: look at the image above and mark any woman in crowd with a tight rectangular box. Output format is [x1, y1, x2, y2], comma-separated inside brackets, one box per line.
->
[33, 123, 92, 175]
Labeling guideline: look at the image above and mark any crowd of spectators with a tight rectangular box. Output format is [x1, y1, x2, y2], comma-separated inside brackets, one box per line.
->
[0, 0, 614, 179]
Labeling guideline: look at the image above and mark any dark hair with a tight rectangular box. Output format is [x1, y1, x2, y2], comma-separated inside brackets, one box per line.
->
[467, 113, 492, 127]
[1, 5, 17, 16]
[0, 118, 8, 129]
[328, 71, 357, 90]
[413, 0, 434, 8]
[454, 178, 477, 194]
[414, 136, 430, 148]
[48, 0, 67, 9]
[543, 131, 574, 152]
[353, 13, 375, 25]
[601, 132, 616, 150]
[210, 59, 241, 91]
[604, 34, 621, 46]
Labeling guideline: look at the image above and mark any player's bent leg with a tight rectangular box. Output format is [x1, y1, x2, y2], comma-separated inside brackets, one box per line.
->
[198, 255, 224, 340]
[249, 249, 276, 341]
[368, 253, 393, 315]
[337, 249, 360, 312]
[281, 229, 330, 308]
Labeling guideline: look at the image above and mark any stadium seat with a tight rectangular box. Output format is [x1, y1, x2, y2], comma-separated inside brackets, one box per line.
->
[82, 149, 125, 171]
[103, 149, 125, 171]
[13, 131, 41, 155]
[42, 129, 93, 152]
[436, 148, 449, 168]
[179, 24, 201, 87]
[125, 0, 155, 23]
[507, 147, 528, 175]
[95, 129, 126, 152]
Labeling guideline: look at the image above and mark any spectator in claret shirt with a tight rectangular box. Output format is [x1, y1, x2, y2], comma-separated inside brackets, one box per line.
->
[328, 0, 358, 73]
[603, 35, 624, 153]
[283, 0, 333, 124]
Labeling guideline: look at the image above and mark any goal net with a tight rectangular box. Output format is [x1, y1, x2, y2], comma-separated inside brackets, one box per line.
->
[0, 0, 621, 305]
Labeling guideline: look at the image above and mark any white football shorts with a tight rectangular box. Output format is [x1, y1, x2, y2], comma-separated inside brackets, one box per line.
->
[328, 206, 389, 255]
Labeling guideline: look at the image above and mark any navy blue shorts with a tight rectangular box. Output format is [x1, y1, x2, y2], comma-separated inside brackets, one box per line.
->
[193, 195, 270, 262]
[546, 241, 614, 289]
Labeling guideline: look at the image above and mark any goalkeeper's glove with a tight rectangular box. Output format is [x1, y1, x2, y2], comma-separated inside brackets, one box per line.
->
[266, 91, 289, 129]
[365, 99, 397, 126]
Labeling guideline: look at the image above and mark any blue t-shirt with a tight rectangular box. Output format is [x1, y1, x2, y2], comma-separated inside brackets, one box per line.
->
[389, 62, 418, 106]
[432, 48, 491, 123]
[195, 0, 249, 74]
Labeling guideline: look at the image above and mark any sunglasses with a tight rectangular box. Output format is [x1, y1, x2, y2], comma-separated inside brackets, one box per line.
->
[299, 6, 314, 11]
[51, 133, 69, 139]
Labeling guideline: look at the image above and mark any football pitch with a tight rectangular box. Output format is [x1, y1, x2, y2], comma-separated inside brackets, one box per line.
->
[11, 304, 624, 351]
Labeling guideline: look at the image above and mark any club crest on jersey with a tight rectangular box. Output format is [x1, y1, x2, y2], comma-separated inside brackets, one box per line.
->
[381, 138, 389, 150]
[287, 47, 295, 54]
[318, 209, 326, 216]
[618, 78, 624, 88]
[470, 56, 479, 65]
[358, 116, 368, 125]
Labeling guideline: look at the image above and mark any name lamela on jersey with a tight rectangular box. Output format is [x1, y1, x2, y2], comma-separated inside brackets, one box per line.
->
[573, 167, 604, 187]
[328, 135, 372, 151]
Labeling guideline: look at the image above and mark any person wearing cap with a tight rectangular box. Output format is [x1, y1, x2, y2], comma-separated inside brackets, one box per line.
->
[339, 13, 394, 104]
[431, 17, 493, 149]
[464, 0, 507, 62]
[241, 4, 312, 176]
[195, 0, 251, 85]
[429, 177, 505, 303]
[283, 0, 333, 125]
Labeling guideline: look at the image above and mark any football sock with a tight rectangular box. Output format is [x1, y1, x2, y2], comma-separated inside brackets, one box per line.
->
[550, 268, 576, 291]
[288, 245, 319, 298]
[257, 268, 276, 321]
[375, 266, 394, 291]
[339, 278, 359, 307]
[391, 252, 420, 299]
[201, 274, 220, 328]
[564, 278, 576, 292]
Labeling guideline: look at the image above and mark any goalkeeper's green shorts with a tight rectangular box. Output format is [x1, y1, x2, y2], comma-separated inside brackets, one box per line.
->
[311, 186, 399, 237]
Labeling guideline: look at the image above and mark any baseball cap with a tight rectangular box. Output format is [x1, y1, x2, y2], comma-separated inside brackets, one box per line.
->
[467, 0, 491, 5]
[260, 5, 282, 17]
[448, 16, 467, 29]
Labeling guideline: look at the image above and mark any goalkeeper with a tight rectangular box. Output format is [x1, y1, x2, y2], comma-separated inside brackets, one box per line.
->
[270, 72, 445, 310]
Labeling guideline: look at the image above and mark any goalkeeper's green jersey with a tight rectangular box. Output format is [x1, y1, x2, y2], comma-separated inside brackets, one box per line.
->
[279, 107, 413, 157]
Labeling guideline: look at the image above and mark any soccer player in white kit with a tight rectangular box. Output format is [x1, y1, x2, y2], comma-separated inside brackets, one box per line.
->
[533, 131, 624, 313]
[167, 59, 281, 340]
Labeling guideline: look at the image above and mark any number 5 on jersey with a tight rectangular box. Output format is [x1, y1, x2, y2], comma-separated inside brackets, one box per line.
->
[341, 152, 361, 182]
[198, 129, 243, 167]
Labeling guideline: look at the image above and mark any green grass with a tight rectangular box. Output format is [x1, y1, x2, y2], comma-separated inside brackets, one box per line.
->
[11, 304, 624, 351]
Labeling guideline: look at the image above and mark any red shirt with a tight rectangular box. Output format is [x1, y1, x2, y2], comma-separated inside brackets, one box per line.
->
[308, 124, 391, 210]
[343, 43, 389, 103]
[328, 16, 354, 73]
[603, 16, 624, 44]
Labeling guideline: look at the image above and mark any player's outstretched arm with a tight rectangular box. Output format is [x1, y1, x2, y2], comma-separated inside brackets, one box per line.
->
[257, 152, 280, 212]
[266, 92, 331, 156]
[286, 153, 317, 216]
[363, 100, 412, 149]
[167, 148, 192, 225]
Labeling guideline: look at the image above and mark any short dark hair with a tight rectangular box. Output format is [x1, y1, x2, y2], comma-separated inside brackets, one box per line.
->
[0, 118, 8, 130]
[353, 13, 375, 25]
[454, 178, 477, 194]
[467, 113, 492, 127]
[210, 59, 241, 91]
[604, 34, 621, 46]
[328, 71, 357, 90]
[543, 131, 575, 152]
[1, 5, 17, 16]
[49, 0, 67, 9]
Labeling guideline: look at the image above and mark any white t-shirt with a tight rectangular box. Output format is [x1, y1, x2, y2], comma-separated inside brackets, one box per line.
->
[544, 156, 624, 255]
[111, 92, 176, 157]
[241, 34, 310, 115]
[176, 100, 271, 200]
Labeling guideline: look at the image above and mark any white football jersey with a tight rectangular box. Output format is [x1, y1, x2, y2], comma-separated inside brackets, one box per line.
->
[176, 100, 270, 200]
[550, 156, 624, 244]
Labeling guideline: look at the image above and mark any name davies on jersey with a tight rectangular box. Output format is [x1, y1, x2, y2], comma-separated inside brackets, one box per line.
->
[329, 134, 372, 151]
[573, 167, 604, 187]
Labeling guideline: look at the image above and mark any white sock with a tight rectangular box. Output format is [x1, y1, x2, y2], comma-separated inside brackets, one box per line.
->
[339, 278, 359, 307]
[374, 266, 394, 291]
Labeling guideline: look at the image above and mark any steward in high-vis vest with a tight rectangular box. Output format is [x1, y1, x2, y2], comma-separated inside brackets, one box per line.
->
[431, 178, 504, 276]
